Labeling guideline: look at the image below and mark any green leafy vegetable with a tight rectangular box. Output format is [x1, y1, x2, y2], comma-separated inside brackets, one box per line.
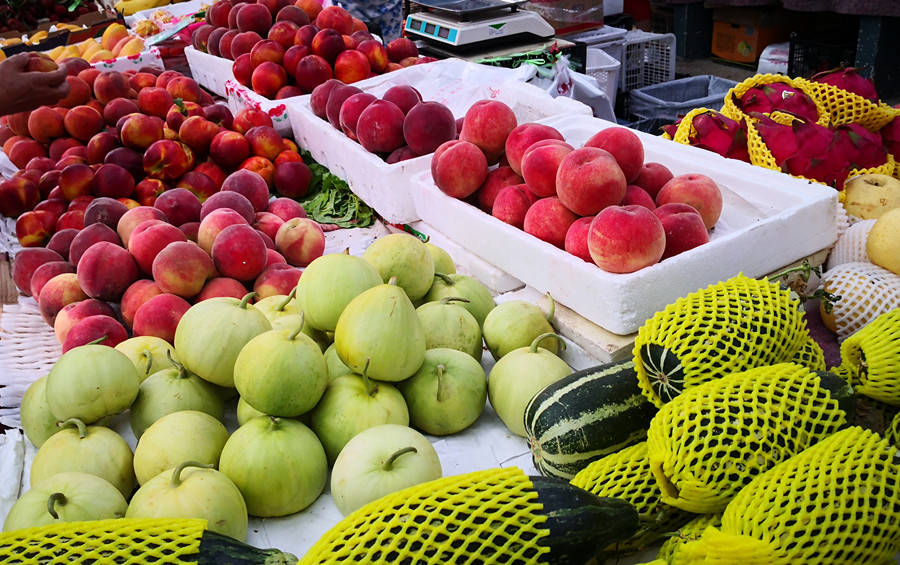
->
[297, 151, 375, 229]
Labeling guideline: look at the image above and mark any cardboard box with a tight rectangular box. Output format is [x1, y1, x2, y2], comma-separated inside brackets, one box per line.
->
[0, 10, 118, 55]
[712, 7, 789, 63]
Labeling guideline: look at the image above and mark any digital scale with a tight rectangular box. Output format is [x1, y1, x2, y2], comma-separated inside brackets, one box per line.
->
[404, 0, 555, 51]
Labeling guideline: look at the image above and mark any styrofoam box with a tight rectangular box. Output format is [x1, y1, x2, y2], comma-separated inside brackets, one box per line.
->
[411, 114, 839, 335]
[184, 45, 236, 98]
[91, 47, 164, 72]
[286, 58, 592, 224]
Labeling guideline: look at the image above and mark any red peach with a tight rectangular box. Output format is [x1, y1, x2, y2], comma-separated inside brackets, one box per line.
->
[233, 108, 274, 134]
[212, 223, 268, 281]
[85, 132, 120, 165]
[194, 161, 228, 189]
[102, 98, 139, 125]
[59, 58, 91, 76]
[459, 99, 517, 164]
[200, 190, 256, 223]
[295, 54, 333, 93]
[277, 5, 309, 26]
[62, 315, 128, 352]
[492, 184, 538, 229]
[386, 37, 418, 62]
[505, 123, 565, 175]
[38, 273, 87, 325]
[120, 279, 163, 328]
[208, 27, 229, 57]
[117, 207, 167, 247]
[153, 189, 200, 227]
[203, 104, 234, 130]
[57, 76, 93, 108]
[209, 130, 251, 169]
[196, 277, 248, 301]
[218, 29, 240, 59]
[69, 222, 120, 266]
[15, 211, 53, 247]
[83, 196, 128, 228]
[357, 39, 388, 73]
[76, 240, 138, 301]
[129, 72, 157, 91]
[272, 161, 312, 199]
[311, 28, 344, 63]
[274, 150, 303, 165]
[237, 2, 273, 35]
[403, 101, 456, 156]
[230, 31, 264, 59]
[54, 299, 116, 344]
[385, 146, 420, 164]
[357, 99, 405, 154]
[56, 156, 87, 170]
[382, 85, 422, 116]
[275, 85, 304, 99]
[257, 229, 276, 250]
[253, 211, 285, 240]
[523, 196, 578, 249]
[588, 205, 665, 273]
[120, 114, 165, 150]
[58, 164, 95, 201]
[166, 77, 203, 104]
[143, 140, 191, 181]
[309, 78, 341, 119]
[564, 216, 594, 262]
[520, 142, 573, 198]
[93, 71, 130, 104]
[239, 156, 276, 187]
[0, 176, 39, 217]
[233, 53, 253, 87]
[27, 107, 65, 143]
[555, 147, 627, 216]
[266, 248, 287, 267]
[244, 126, 283, 162]
[294, 23, 319, 47]
[137, 87, 175, 119]
[275, 216, 324, 267]
[178, 116, 221, 155]
[258, 0, 291, 14]
[208, 0, 233, 27]
[477, 166, 523, 213]
[338, 92, 376, 140]
[67, 195, 94, 213]
[175, 172, 218, 204]
[152, 240, 216, 298]
[133, 293, 191, 344]
[55, 210, 85, 231]
[192, 24, 215, 52]
[180, 221, 200, 241]
[325, 84, 362, 129]
[283, 45, 310, 77]
[431, 140, 488, 199]
[37, 173, 62, 199]
[315, 5, 352, 34]
[134, 178, 167, 207]
[30, 261, 75, 299]
[622, 185, 656, 211]
[655, 174, 723, 229]
[128, 221, 188, 274]
[267, 197, 307, 220]
[334, 49, 370, 83]
[250, 39, 286, 68]
[197, 208, 249, 253]
[91, 163, 135, 199]
[227, 2, 244, 28]
[654, 203, 710, 259]
[46, 229, 79, 261]
[220, 169, 271, 212]
[9, 139, 47, 169]
[253, 263, 302, 298]
[295, 0, 322, 20]
[584, 127, 645, 183]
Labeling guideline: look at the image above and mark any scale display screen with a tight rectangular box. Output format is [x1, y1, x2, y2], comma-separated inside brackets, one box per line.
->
[425, 23, 436, 34]
[406, 16, 459, 44]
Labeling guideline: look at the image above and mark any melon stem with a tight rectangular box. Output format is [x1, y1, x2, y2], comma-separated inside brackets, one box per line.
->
[268, 416, 282, 430]
[139, 350, 153, 377]
[47, 492, 66, 520]
[171, 461, 215, 487]
[239, 292, 257, 309]
[86, 335, 107, 346]
[277, 287, 297, 312]
[434, 273, 454, 286]
[544, 292, 556, 323]
[387, 277, 398, 286]
[361, 358, 376, 397]
[383, 447, 418, 471]
[166, 349, 188, 379]
[289, 312, 306, 341]
[530, 332, 566, 354]
[439, 297, 470, 305]
[435, 364, 446, 402]
[59, 418, 88, 439]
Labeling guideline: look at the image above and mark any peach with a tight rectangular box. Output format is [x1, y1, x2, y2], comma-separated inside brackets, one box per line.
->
[218, 29, 240, 59]
[492, 184, 537, 228]
[134, 178, 167, 207]
[476, 166, 523, 213]
[93, 71, 130, 104]
[25, 53, 58, 72]
[276, 86, 304, 99]
[460, 100, 517, 164]
[55, 210, 85, 231]
[15, 211, 53, 247]
[334, 48, 370, 83]
[120, 114, 165, 150]
[37, 173, 62, 199]
[208, 0, 232, 27]
[120, 279, 163, 328]
[520, 142, 573, 198]
[277, 5, 309, 26]
[584, 127, 644, 183]
[244, 126, 283, 162]
[84, 196, 128, 228]
[197, 208, 249, 253]
[152, 240, 215, 297]
[203, 104, 234, 130]
[76, 240, 138, 301]
[67, 195, 95, 213]
[294, 23, 319, 47]
[195, 161, 228, 189]
[233, 108, 274, 134]
[2, 135, 27, 157]
[315, 5, 352, 33]
[69, 222, 121, 266]
[77, 68, 101, 88]
[232, 53, 253, 87]
[283, 45, 310, 77]
[250, 39, 286, 68]
[275, 216, 324, 267]
[403, 101, 456, 156]
[178, 116, 220, 155]
[564, 216, 594, 262]
[256, 229, 276, 250]
[523, 196, 578, 249]
[91, 163, 135, 199]
[259, 0, 291, 14]
[6, 112, 29, 137]
[59, 58, 91, 77]
[357, 39, 388, 73]
[38, 273, 87, 325]
[253, 263, 302, 298]
[273, 161, 312, 199]
[556, 147, 627, 216]
[196, 277, 247, 301]
[129, 72, 157, 91]
[133, 293, 191, 344]
[267, 16, 301, 48]
[208, 27, 229, 57]
[311, 28, 345, 63]
[118, 198, 141, 209]
[137, 87, 174, 119]
[9, 139, 47, 169]
[56, 155, 87, 171]
[325, 84, 362, 129]
[176, 172, 219, 204]
[57, 76, 93, 108]
[357, 99, 405, 154]
[143, 140, 190, 181]
[0, 176, 39, 217]
[239, 156, 276, 186]
[237, 2, 273, 34]
[46, 229, 79, 261]
[128, 221, 188, 274]
[654, 203, 710, 259]
[338, 92, 376, 140]
[220, 169, 271, 211]
[382, 85, 422, 116]
[154, 188, 201, 226]
[227, 2, 244, 28]
[62, 315, 128, 352]
[102, 148, 141, 182]
[54, 299, 116, 344]
[622, 185, 656, 211]
[655, 174, 722, 230]
[211, 223, 268, 281]
[209, 130, 251, 169]
[295, 54, 333, 93]
[431, 140, 488, 199]
[386, 37, 417, 62]
[192, 24, 215, 52]
[168, 77, 204, 104]
[27, 107, 65, 143]
[253, 211, 285, 241]
[230, 31, 264, 59]
[102, 97, 139, 126]
[85, 132, 120, 164]
[588, 205, 665, 273]
[274, 150, 303, 165]
[200, 190, 256, 223]
[30, 261, 75, 299]
[505, 123, 565, 175]
[295, 0, 322, 20]
[265, 248, 287, 267]
[386, 146, 420, 164]
[267, 197, 306, 220]
[180, 221, 200, 241]
[58, 164, 95, 201]
[117, 207, 167, 247]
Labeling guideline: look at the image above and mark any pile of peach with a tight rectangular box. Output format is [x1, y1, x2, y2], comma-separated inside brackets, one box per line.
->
[11, 188, 326, 353]
[430, 100, 724, 274]
[192, 1, 432, 99]
[308, 80, 457, 161]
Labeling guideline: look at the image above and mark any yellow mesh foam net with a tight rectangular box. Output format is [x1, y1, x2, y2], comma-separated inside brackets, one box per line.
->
[570, 442, 692, 552]
[720, 74, 830, 126]
[646, 363, 848, 514]
[298, 467, 551, 564]
[633, 274, 815, 407]
[834, 307, 900, 405]
[886, 411, 900, 448]
[795, 77, 899, 131]
[674, 426, 900, 564]
[0, 518, 204, 563]
[657, 514, 722, 563]
[670, 107, 717, 145]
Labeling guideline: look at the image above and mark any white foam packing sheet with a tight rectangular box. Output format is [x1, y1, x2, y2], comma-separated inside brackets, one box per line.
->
[184, 45, 237, 98]
[412, 113, 839, 335]
[286, 58, 592, 224]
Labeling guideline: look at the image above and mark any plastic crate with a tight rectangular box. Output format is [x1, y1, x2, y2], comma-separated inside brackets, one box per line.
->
[621, 30, 676, 92]
[564, 25, 628, 45]
[585, 48, 621, 108]
[629, 75, 737, 122]
[788, 31, 856, 79]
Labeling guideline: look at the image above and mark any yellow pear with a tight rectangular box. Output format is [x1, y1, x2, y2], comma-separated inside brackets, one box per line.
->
[843, 174, 900, 219]
[866, 207, 900, 275]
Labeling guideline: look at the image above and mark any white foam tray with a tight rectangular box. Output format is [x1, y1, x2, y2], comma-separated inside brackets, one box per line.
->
[285, 58, 592, 224]
[185, 45, 236, 98]
[412, 114, 839, 335]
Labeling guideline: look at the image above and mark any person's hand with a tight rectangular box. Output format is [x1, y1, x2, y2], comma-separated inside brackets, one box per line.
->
[0, 53, 70, 116]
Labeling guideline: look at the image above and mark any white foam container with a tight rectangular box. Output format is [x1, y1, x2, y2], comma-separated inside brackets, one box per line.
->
[286, 58, 592, 224]
[90, 47, 164, 72]
[224, 79, 300, 137]
[184, 45, 236, 98]
[411, 114, 839, 335]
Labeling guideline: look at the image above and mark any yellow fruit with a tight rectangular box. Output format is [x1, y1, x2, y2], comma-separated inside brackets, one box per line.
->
[89, 49, 115, 63]
[30, 31, 48, 42]
[101, 23, 129, 51]
[46, 45, 65, 60]
[0, 49, 6, 62]
[867, 207, 900, 275]
[117, 37, 144, 57]
[843, 174, 900, 219]
[60, 45, 81, 60]
[78, 38, 100, 55]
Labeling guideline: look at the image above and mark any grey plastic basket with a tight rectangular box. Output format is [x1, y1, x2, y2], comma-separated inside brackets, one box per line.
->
[629, 75, 738, 122]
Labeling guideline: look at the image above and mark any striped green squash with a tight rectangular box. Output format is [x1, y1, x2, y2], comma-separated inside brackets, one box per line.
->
[524, 361, 657, 480]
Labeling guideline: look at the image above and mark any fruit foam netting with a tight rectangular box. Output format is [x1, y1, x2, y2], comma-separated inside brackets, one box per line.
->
[886, 411, 900, 448]
[632, 274, 816, 407]
[720, 74, 830, 127]
[794, 78, 899, 131]
[672, 427, 900, 564]
[656, 513, 722, 563]
[821, 262, 900, 342]
[646, 363, 847, 514]
[670, 107, 716, 145]
[298, 467, 551, 565]
[0, 518, 204, 563]
[826, 219, 875, 270]
[834, 307, 900, 405]
[570, 442, 693, 552]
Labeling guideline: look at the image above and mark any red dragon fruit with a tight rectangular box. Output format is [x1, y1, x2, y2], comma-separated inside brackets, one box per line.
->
[689, 110, 749, 162]
[880, 116, 900, 159]
[737, 82, 819, 122]
[752, 114, 799, 164]
[811, 67, 879, 101]
[661, 119, 682, 138]
[831, 123, 888, 170]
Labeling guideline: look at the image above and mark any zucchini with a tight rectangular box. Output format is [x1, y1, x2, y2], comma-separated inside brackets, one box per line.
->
[0, 518, 297, 564]
[299, 467, 639, 565]
[524, 361, 657, 479]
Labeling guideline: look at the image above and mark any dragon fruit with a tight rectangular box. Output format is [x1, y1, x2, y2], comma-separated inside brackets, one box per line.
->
[661, 118, 682, 138]
[689, 110, 749, 162]
[737, 82, 819, 122]
[753, 115, 799, 164]
[831, 123, 887, 170]
[811, 67, 879, 101]
[880, 116, 900, 159]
